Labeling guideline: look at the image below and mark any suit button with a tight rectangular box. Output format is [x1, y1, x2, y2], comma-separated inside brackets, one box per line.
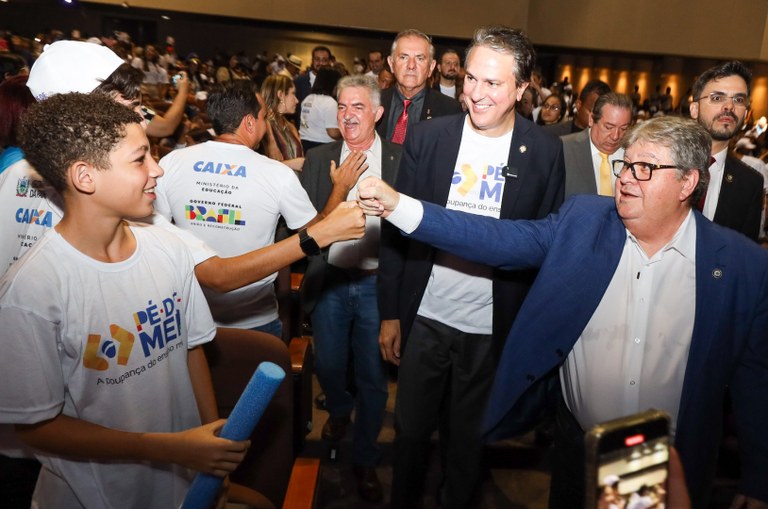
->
[526, 374, 535, 382]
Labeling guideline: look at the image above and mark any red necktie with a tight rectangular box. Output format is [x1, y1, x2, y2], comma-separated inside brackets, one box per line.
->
[391, 99, 412, 144]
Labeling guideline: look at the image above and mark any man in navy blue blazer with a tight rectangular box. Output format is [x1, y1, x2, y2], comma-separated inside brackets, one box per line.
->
[359, 116, 768, 509]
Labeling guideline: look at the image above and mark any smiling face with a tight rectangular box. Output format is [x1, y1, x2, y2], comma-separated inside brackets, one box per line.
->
[388, 35, 436, 97]
[337, 85, 383, 151]
[615, 140, 695, 233]
[95, 123, 163, 219]
[462, 45, 526, 137]
[689, 74, 748, 144]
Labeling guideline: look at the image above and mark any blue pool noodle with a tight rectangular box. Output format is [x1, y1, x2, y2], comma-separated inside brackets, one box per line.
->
[181, 361, 286, 509]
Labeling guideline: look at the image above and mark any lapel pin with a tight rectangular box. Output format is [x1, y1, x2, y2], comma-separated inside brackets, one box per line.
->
[712, 268, 723, 279]
[519, 145, 527, 154]
[725, 173, 734, 183]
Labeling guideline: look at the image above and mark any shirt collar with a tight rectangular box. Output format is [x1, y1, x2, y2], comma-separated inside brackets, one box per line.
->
[394, 86, 427, 103]
[626, 209, 696, 261]
[712, 147, 728, 168]
[340, 132, 381, 159]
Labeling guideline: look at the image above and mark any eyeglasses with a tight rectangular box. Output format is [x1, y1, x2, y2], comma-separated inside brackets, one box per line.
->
[693, 92, 749, 108]
[542, 103, 561, 111]
[612, 160, 678, 181]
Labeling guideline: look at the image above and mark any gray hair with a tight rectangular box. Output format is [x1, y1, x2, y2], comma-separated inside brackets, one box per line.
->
[622, 116, 711, 206]
[592, 93, 633, 123]
[336, 74, 381, 108]
[466, 25, 535, 86]
[391, 29, 434, 60]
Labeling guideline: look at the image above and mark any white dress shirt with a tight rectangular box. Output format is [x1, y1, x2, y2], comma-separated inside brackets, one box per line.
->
[701, 148, 727, 221]
[328, 136, 383, 270]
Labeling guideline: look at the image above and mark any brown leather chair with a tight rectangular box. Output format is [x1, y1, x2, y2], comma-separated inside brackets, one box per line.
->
[205, 327, 294, 508]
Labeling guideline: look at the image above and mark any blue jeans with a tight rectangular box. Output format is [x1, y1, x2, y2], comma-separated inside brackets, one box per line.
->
[311, 270, 388, 466]
[251, 318, 283, 340]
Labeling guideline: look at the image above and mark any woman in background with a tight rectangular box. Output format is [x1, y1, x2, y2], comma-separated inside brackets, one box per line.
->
[536, 93, 567, 126]
[299, 67, 342, 154]
[260, 74, 304, 172]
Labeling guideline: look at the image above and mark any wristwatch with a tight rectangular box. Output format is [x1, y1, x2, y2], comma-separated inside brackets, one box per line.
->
[298, 228, 321, 256]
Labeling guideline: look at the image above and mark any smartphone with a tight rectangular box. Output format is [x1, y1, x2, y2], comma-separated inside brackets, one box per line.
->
[585, 409, 670, 509]
[172, 73, 182, 88]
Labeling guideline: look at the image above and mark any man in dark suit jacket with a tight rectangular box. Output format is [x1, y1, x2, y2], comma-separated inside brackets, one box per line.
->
[360, 115, 768, 509]
[378, 26, 565, 508]
[689, 60, 764, 241]
[375, 29, 462, 144]
[300, 75, 402, 503]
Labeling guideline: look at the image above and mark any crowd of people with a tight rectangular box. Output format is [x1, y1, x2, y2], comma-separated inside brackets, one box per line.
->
[0, 21, 767, 509]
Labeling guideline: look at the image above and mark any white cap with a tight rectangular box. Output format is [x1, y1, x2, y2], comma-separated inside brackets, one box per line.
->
[27, 40, 125, 101]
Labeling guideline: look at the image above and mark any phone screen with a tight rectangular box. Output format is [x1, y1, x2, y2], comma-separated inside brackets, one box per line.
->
[587, 411, 669, 509]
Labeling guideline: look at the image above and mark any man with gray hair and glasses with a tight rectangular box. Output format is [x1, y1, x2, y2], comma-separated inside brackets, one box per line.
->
[689, 60, 764, 241]
[359, 115, 768, 509]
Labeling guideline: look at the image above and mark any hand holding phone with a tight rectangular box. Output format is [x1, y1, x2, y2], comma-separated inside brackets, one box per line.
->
[172, 71, 188, 89]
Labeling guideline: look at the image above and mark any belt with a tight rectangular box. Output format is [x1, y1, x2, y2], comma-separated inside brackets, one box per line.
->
[328, 265, 378, 278]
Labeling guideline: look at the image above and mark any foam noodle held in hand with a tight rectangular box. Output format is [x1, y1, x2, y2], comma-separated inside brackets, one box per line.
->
[181, 361, 286, 509]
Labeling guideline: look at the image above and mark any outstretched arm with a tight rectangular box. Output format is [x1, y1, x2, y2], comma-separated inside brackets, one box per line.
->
[195, 201, 365, 293]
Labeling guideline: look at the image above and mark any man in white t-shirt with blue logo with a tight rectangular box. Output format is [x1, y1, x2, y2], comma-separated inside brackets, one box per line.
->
[378, 25, 565, 508]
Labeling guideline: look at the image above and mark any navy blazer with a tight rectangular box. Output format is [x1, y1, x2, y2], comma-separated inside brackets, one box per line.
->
[406, 195, 768, 508]
[378, 112, 565, 349]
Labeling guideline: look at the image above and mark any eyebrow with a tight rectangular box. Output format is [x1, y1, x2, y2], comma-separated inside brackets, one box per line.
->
[127, 144, 150, 158]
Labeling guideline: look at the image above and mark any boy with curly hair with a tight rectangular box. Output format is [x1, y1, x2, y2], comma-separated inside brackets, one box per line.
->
[0, 93, 249, 508]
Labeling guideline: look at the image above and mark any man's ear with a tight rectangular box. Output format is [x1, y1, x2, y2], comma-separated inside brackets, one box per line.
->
[68, 161, 97, 195]
[516, 82, 530, 101]
[689, 101, 699, 120]
[680, 169, 700, 203]
[588, 111, 595, 128]
[374, 105, 385, 123]
[242, 113, 255, 133]
[429, 59, 437, 76]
